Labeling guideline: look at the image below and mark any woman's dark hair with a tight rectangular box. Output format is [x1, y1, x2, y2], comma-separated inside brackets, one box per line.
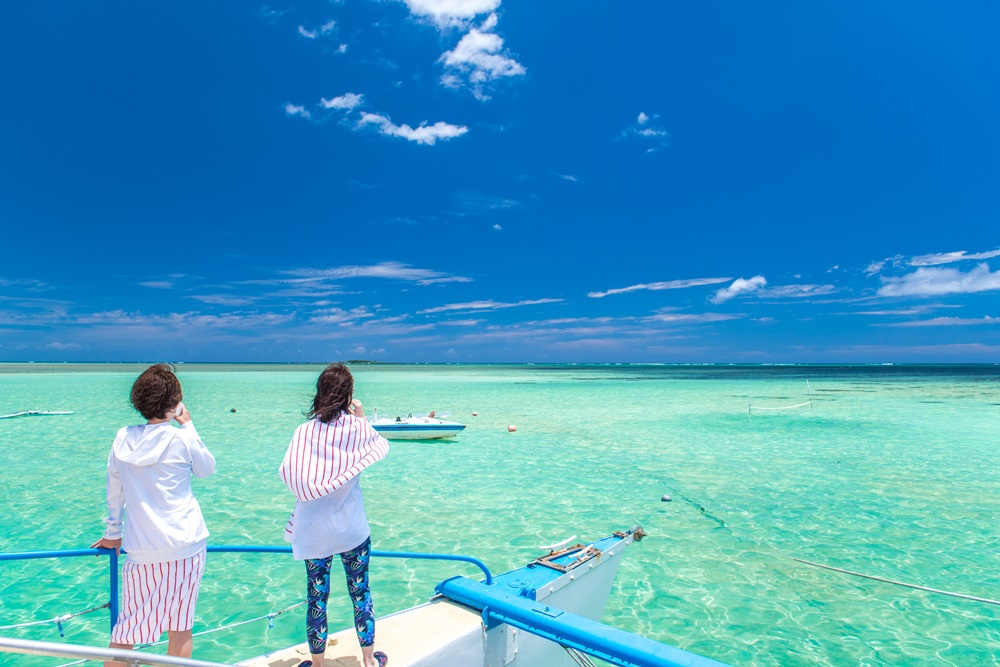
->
[308, 363, 354, 423]
[130, 364, 183, 420]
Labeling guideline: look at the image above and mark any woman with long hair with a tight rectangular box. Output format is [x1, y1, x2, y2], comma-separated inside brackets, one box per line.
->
[280, 363, 390, 667]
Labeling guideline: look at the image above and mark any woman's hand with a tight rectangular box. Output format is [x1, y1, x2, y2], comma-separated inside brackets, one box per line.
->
[174, 403, 192, 425]
[90, 537, 122, 554]
[349, 398, 365, 419]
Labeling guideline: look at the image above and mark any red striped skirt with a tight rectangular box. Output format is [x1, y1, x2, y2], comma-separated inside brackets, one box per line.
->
[110, 549, 206, 645]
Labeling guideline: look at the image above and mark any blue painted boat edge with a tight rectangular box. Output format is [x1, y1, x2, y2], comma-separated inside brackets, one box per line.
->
[435, 576, 731, 667]
[434, 527, 733, 667]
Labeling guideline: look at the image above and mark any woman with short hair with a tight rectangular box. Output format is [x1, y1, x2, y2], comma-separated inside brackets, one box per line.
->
[92, 363, 216, 666]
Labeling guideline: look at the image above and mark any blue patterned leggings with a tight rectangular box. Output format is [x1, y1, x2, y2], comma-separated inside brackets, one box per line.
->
[305, 536, 375, 654]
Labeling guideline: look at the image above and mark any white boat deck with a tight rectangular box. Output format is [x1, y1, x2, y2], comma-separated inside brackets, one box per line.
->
[239, 600, 484, 667]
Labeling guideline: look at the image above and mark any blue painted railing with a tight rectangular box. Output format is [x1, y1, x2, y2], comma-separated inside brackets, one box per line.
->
[0, 545, 492, 632]
[2, 543, 730, 667]
[437, 576, 732, 667]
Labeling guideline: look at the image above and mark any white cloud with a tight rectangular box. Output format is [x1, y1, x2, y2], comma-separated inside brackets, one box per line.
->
[418, 298, 563, 314]
[440, 21, 525, 100]
[453, 191, 519, 211]
[553, 173, 578, 182]
[321, 92, 363, 110]
[492, 224, 502, 231]
[759, 284, 836, 299]
[73, 310, 295, 330]
[910, 248, 1000, 267]
[440, 319, 484, 326]
[358, 112, 468, 145]
[588, 277, 731, 299]
[622, 111, 669, 150]
[888, 316, 1000, 327]
[296, 20, 334, 39]
[190, 294, 256, 306]
[338, 43, 348, 54]
[257, 6, 289, 23]
[285, 103, 311, 119]
[309, 307, 374, 325]
[287, 262, 470, 285]
[0, 278, 48, 289]
[851, 306, 941, 316]
[139, 281, 173, 289]
[521, 317, 613, 327]
[648, 312, 741, 324]
[419, 277, 473, 285]
[878, 263, 1000, 297]
[864, 261, 885, 276]
[710, 276, 767, 304]
[400, 0, 501, 28]
[46, 341, 81, 350]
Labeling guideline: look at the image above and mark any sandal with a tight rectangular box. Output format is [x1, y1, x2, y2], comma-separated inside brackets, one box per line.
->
[374, 651, 388, 667]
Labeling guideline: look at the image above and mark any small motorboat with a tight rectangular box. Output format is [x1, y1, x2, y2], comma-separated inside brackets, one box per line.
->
[0, 410, 75, 420]
[369, 411, 466, 440]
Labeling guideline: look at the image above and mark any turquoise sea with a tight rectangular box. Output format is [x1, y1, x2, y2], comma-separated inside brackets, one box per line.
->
[1, 364, 999, 667]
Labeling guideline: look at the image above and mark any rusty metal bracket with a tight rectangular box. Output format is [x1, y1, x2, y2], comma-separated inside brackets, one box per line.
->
[533, 545, 601, 572]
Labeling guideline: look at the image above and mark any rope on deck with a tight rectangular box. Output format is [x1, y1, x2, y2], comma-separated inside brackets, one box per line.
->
[136, 600, 306, 649]
[565, 646, 598, 667]
[793, 558, 1000, 606]
[0, 602, 110, 636]
[52, 601, 306, 667]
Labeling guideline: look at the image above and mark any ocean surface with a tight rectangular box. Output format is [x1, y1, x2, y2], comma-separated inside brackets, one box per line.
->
[1, 363, 998, 667]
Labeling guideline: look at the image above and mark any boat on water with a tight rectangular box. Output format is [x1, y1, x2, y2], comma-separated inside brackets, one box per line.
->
[0, 410, 75, 420]
[0, 526, 729, 667]
[369, 411, 466, 440]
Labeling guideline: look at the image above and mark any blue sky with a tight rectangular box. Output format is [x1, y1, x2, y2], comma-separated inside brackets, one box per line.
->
[1, 1, 999, 363]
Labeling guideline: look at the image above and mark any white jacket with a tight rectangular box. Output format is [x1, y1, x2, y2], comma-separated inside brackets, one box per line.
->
[103, 421, 216, 563]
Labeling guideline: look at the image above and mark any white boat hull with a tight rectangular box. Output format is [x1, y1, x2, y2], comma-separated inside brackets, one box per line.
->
[370, 418, 466, 440]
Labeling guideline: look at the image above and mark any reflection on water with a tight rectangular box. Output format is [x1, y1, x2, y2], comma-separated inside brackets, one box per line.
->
[1, 364, 999, 666]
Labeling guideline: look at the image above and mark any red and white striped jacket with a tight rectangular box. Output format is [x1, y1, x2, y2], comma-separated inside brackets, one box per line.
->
[279, 413, 389, 502]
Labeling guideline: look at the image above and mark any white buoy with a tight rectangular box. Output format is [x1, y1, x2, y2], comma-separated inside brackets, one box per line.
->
[661, 495, 672, 502]
[508, 425, 517, 432]
[472, 411, 479, 417]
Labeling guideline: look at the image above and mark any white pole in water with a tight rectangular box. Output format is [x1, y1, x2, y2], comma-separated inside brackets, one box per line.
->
[747, 395, 752, 419]
[807, 380, 812, 412]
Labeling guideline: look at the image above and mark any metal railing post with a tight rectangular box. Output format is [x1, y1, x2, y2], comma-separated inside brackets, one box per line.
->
[109, 549, 119, 632]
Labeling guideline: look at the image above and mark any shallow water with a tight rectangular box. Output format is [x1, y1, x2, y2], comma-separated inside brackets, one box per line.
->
[1, 364, 999, 666]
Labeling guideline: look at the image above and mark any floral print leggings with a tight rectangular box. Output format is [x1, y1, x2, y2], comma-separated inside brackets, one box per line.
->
[305, 536, 375, 654]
